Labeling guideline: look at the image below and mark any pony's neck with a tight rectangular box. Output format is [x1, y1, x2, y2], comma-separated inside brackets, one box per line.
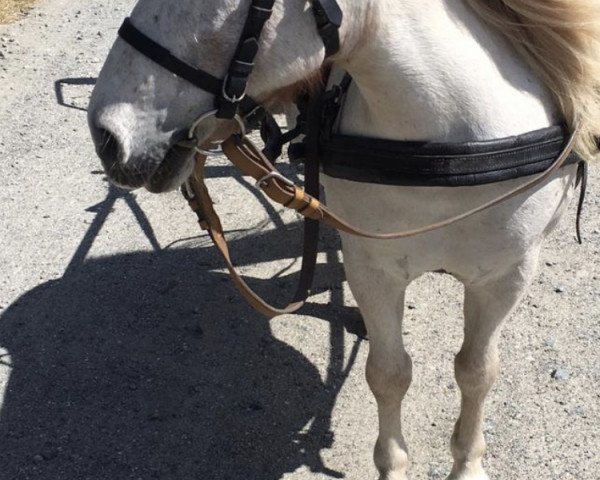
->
[336, 0, 559, 142]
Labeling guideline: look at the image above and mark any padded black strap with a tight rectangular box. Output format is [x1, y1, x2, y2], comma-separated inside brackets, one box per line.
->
[321, 125, 584, 186]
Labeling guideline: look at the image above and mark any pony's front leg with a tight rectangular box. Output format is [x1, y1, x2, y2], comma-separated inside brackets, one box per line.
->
[344, 255, 412, 480]
[449, 253, 540, 480]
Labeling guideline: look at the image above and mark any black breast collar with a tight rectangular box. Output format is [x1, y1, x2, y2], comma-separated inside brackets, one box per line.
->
[307, 75, 583, 186]
[308, 75, 587, 242]
[321, 125, 583, 187]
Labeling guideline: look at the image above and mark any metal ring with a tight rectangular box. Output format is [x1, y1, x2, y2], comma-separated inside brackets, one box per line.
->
[222, 74, 247, 104]
[252, 5, 273, 13]
[182, 180, 195, 200]
[194, 145, 223, 157]
[188, 110, 247, 141]
[255, 171, 295, 189]
[232, 114, 247, 137]
[182, 108, 248, 158]
[188, 109, 219, 140]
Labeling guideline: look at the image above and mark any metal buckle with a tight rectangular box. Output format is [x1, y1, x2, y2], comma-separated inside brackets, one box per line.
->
[255, 171, 295, 189]
[222, 74, 247, 104]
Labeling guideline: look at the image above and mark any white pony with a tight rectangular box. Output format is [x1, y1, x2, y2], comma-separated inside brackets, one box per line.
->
[88, 1, 600, 479]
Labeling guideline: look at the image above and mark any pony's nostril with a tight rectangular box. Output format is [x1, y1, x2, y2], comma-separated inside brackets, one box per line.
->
[95, 128, 122, 167]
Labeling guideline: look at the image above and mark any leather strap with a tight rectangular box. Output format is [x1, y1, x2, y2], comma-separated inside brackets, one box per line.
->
[216, 0, 275, 118]
[187, 129, 577, 317]
[576, 160, 588, 244]
[220, 129, 578, 239]
[322, 125, 583, 187]
[186, 152, 319, 317]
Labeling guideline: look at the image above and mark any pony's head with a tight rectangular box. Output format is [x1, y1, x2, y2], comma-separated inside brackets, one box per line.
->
[88, 0, 345, 192]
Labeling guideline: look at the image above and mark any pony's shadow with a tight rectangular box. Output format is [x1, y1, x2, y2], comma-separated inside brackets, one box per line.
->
[0, 182, 365, 480]
[54, 77, 97, 112]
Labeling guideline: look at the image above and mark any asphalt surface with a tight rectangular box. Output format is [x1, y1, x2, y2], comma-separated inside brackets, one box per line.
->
[0, 1, 598, 479]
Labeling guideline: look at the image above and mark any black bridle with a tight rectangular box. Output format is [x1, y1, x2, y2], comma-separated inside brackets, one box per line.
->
[118, 0, 342, 128]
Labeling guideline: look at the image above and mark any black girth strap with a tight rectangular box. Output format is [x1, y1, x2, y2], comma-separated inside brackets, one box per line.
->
[321, 125, 584, 187]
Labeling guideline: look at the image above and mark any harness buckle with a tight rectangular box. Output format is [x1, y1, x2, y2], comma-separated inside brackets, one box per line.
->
[222, 74, 247, 104]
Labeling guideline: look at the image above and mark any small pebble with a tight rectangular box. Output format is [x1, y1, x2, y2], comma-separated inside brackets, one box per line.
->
[551, 368, 570, 381]
[554, 285, 566, 293]
[569, 405, 586, 417]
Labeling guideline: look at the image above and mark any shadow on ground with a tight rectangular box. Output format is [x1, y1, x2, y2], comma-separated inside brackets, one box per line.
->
[0, 183, 365, 480]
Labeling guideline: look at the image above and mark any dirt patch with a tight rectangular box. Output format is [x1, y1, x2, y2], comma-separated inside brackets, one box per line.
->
[0, 0, 36, 23]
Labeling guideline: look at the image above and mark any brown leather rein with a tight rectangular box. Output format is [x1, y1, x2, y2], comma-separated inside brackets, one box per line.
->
[184, 129, 578, 318]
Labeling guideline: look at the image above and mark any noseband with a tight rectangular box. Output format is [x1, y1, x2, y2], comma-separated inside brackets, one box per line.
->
[118, 0, 343, 138]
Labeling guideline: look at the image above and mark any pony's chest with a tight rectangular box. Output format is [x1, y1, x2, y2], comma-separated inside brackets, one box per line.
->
[320, 167, 576, 279]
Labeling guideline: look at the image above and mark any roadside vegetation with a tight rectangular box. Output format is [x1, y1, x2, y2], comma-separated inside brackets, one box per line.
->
[0, 0, 36, 23]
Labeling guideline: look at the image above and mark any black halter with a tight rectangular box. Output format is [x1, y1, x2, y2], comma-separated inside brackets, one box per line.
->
[117, 0, 342, 126]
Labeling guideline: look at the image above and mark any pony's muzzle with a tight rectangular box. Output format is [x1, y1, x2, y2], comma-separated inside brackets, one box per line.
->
[89, 119, 149, 190]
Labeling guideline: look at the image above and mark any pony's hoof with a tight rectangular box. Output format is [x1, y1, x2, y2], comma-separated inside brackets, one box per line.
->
[379, 472, 409, 480]
[446, 472, 490, 480]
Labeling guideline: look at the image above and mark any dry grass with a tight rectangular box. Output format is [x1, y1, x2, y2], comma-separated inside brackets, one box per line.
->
[0, 0, 36, 24]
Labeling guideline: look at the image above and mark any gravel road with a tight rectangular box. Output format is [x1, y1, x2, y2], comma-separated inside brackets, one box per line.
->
[0, 1, 598, 479]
